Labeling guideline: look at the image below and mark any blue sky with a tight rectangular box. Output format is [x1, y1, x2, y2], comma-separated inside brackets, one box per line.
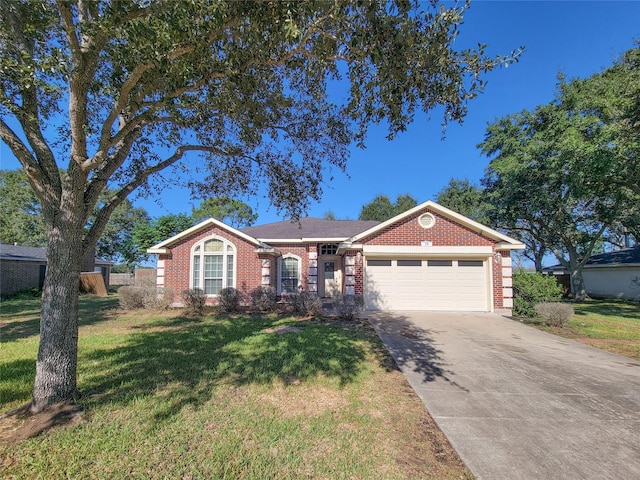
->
[1, 1, 639, 225]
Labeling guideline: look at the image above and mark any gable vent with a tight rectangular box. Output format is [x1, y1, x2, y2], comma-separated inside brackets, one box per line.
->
[418, 213, 435, 229]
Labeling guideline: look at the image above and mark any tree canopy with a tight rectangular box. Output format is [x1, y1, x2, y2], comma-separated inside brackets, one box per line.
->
[191, 196, 257, 228]
[0, 0, 520, 412]
[359, 193, 418, 221]
[0, 169, 46, 246]
[435, 177, 491, 225]
[479, 46, 640, 298]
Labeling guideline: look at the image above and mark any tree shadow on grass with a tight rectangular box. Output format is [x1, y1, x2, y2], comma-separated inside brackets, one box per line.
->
[0, 295, 120, 342]
[79, 315, 371, 426]
[0, 359, 36, 407]
[573, 299, 640, 321]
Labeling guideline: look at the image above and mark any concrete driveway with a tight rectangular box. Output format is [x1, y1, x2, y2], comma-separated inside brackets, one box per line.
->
[367, 311, 640, 480]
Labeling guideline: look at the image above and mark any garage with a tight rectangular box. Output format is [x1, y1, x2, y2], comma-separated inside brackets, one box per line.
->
[364, 257, 490, 311]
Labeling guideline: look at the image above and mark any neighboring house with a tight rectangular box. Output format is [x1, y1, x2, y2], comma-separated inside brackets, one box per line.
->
[0, 243, 112, 296]
[148, 200, 525, 315]
[546, 246, 640, 300]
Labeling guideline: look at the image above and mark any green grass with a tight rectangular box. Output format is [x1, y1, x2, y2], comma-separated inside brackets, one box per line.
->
[0, 295, 470, 479]
[524, 299, 640, 361]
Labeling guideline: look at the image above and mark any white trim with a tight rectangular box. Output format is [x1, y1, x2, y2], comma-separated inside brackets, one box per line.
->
[147, 217, 262, 253]
[278, 253, 302, 295]
[190, 235, 236, 295]
[363, 245, 493, 256]
[254, 237, 349, 244]
[349, 200, 525, 247]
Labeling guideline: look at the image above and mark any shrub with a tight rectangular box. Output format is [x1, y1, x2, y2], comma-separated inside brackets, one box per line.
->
[535, 302, 575, 327]
[333, 294, 364, 320]
[143, 287, 174, 310]
[181, 288, 205, 313]
[250, 286, 277, 311]
[118, 286, 174, 310]
[218, 287, 241, 312]
[513, 272, 563, 317]
[117, 286, 147, 309]
[289, 291, 322, 317]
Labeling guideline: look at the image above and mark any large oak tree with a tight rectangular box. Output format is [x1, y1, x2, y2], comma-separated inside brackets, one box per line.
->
[479, 46, 640, 298]
[0, 0, 519, 412]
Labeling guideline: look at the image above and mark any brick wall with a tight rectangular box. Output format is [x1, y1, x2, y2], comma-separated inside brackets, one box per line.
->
[0, 260, 45, 296]
[158, 226, 265, 305]
[360, 207, 514, 312]
[362, 208, 495, 247]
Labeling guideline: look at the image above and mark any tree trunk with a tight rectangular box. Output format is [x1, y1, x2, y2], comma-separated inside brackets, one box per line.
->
[567, 251, 589, 302]
[31, 225, 84, 412]
[570, 269, 588, 301]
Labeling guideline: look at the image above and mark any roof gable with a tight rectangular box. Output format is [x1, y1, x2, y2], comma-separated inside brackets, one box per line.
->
[349, 200, 524, 248]
[146, 218, 263, 253]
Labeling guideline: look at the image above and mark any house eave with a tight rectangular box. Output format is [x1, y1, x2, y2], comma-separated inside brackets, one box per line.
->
[255, 246, 282, 256]
[495, 241, 526, 251]
[254, 237, 349, 244]
[584, 263, 640, 269]
[147, 247, 169, 254]
[147, 217, 262, 253]
[348, 200, 524, 247]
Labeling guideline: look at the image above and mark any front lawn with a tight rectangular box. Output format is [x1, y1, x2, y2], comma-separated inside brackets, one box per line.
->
[523, 299, 640, 361]
[0, 295, 470, 479]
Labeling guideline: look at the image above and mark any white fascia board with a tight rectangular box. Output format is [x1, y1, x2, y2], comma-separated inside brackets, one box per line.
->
[363, 245, 493, 256]
[302, 237, 350, 242]
[350, 200, 523, 246]
[255, 247, 282, 256]
[146, 247, 170, 254]
[337, 242, 363, 254]
[146, 217, 261, 253]
[495, 241, 526, 251]
[255, 237, 349, 244]
[255, 238, 305, 244]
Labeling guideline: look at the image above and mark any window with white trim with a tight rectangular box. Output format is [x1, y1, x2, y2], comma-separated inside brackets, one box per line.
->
[280, 255, 301, 294]
[320, 244, 338, 255]
[191, 237, 235, 295]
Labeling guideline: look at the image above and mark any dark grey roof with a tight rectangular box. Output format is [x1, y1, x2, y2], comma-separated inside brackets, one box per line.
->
[0, 243, 47, 261]
[586, 245, 640, 266]
[240, 218, 380, 240]
[543, 245, 640, 272]
[0, 243, 112, 265]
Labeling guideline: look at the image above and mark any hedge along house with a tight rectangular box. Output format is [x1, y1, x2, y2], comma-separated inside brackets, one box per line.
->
[147, 201, 525, 315]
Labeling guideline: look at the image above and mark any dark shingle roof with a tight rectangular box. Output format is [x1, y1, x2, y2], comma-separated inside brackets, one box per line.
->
[0, 243, 112, 265]
[240, 218, 380, 240]
[586, 245, 640, 266]
[0, 243, 47, 261]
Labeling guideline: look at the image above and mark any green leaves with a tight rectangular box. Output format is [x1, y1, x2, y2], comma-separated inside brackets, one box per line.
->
[479, 46, 640, 296]
[358, 193, 418, 222]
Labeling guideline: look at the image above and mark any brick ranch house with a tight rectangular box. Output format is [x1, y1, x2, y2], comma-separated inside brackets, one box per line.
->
[147, 200, 525, 315]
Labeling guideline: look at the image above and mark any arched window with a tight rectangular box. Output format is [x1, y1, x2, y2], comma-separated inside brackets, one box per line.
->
[279, 254, 301, 294]
[191, 237, 235, 295]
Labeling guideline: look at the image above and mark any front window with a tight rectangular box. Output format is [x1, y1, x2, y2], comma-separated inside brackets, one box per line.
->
[320, 244, 338, 255]
[192, 238, 235, 295]
[280, 255, 300, 294]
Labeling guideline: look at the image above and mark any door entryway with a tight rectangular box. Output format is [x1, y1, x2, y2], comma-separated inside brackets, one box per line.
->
[320, 258, 341, 297]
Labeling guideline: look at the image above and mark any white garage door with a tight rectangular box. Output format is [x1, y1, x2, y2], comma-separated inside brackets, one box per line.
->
[364, 258, 490, 311]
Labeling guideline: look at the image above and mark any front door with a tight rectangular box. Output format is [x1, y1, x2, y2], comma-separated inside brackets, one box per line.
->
[323, 260, 341, 297]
